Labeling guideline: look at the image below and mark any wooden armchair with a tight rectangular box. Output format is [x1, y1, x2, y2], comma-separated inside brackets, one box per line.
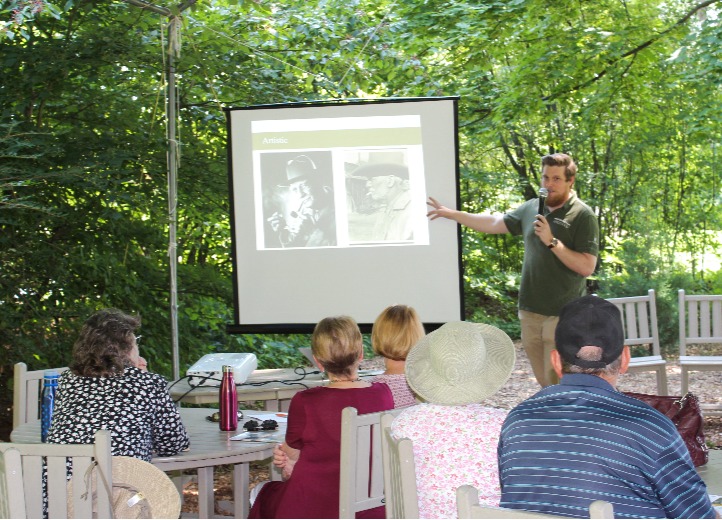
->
[0, 429, 113, 519]
[678, 290, 722, 414]
[606, 289, 668, 394]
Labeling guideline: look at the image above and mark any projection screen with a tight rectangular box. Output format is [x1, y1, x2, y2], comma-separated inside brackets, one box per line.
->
[225, 97, 462, 333]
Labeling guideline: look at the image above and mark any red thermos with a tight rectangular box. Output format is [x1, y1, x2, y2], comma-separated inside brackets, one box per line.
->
[219, 365, 238, 431]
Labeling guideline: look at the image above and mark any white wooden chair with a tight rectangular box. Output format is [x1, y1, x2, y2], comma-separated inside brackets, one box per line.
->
[338, 406, 405, 518]
[456, 485, 614, 519]
[606, 289, 668, 394]
[13, 362, 69, 429]
[0, 429, 113, 519]
[679, 289, 722, 414]
[380, 412, 419, 519]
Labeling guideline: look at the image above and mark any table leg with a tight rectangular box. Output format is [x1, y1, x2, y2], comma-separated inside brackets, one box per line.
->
[197, 466, 215, 518]
[263, 399, 280, 412]
[233, 463, 250, 518]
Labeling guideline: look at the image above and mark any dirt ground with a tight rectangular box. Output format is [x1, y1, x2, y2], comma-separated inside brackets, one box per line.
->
[180, 344, 722, 515]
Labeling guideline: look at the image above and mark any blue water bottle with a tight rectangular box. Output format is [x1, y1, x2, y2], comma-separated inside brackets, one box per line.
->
[41, 370, 59, 442]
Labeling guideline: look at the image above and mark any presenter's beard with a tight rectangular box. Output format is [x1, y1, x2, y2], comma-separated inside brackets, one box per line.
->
[545, 190, 566, 208]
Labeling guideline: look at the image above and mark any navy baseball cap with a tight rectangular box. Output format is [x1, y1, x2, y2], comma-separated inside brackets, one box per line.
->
[555, 295, 624, 369]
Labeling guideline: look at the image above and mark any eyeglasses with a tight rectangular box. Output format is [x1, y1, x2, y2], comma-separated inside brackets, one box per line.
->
[134, 335, 142, 345]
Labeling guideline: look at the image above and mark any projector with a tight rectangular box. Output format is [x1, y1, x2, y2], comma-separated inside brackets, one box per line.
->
[186, 353, 258, 387]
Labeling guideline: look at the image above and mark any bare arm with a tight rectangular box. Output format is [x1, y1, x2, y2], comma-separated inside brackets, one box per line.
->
[427, 197, 509, 234]
[534, 215, 597, 277]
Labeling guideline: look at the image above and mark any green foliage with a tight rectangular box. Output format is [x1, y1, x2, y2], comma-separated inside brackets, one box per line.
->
[1, 0, 721, 387]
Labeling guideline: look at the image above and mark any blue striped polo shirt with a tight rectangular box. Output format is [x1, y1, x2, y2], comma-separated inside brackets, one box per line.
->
[497, 374, 715, 519]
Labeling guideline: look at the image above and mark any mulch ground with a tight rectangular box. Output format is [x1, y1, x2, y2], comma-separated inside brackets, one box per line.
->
[180, 344, 722, 515]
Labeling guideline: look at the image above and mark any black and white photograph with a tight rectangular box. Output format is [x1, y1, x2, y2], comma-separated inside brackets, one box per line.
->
[259, 151, 337, 249]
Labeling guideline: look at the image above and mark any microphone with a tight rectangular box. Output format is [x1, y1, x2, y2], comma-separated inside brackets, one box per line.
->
[538, 188, 548, 216]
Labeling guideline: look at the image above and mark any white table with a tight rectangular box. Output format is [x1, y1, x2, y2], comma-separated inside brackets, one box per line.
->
[11, 408, 284, 519]
[169, 368, 382, 411]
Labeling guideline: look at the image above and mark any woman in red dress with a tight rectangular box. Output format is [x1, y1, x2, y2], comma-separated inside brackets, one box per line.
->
[249, 316, 394, 519]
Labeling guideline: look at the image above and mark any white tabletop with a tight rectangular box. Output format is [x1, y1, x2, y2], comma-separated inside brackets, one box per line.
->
[151, 408, 280, 470]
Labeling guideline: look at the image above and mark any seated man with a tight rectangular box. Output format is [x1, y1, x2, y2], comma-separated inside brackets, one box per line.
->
[497, 295, 716, 519]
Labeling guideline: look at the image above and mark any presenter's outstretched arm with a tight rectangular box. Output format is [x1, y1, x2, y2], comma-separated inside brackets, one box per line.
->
[427, 197, 509, 234]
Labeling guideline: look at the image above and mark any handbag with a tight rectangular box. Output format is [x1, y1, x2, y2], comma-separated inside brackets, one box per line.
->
[624, 391, 709, 466]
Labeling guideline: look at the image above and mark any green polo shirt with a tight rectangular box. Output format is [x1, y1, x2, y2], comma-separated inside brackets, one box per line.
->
[503, 192, 599, 316]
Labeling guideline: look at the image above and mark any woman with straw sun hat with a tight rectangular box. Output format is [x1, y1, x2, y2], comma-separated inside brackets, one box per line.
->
[391, 321, 516, 519]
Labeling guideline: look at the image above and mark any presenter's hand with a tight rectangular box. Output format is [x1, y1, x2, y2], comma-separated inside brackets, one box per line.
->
[534, 215, 553, 245]
[426, 197, 454, 221]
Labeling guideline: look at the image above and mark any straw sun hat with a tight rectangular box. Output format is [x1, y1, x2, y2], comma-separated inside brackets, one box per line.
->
[405, 321, 515, 406]
[110, 456, 181, 519]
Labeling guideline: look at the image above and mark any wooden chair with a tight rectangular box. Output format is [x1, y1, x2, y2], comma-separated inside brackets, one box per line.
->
[0, 429, 113, 519]
[338, 406, 405, 518]
[379, 412, 419, 519]
[606, 289, 668, 394]
[456, 485, 614, 519]
[679, 289, 722, 414]
[13, 362, 69, 429]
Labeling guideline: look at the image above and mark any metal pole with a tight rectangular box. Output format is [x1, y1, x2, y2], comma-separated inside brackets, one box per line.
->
[167, 16, 180, 381]
[123, 1, 197, 381]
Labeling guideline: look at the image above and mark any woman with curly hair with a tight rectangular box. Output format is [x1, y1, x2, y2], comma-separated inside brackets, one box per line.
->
[47, 308, 189, 461]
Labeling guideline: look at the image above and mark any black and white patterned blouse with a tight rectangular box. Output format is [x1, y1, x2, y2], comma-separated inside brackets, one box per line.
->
[47, 366, 190, 461]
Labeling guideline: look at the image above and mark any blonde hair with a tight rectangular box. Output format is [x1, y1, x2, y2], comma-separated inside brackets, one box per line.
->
[312, 316, 363, 378]
[371, 305, 425, 361]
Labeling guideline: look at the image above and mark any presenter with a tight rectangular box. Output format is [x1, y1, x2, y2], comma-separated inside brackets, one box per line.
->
[426, 153, 599, 387]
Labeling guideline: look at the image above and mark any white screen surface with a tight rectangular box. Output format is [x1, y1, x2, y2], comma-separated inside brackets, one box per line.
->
[225, 98, 462, 333]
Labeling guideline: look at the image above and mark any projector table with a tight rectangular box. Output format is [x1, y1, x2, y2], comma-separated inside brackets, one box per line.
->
[169, 367, 382, 411]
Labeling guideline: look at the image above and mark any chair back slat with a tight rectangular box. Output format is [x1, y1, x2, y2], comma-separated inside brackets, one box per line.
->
[46, 456, 70, 518]
[22, 456, 44, 519]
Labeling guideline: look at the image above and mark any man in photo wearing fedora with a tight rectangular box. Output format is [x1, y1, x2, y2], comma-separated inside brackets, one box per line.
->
[497, 295, 715, 519]
[267, 154, 337, 248]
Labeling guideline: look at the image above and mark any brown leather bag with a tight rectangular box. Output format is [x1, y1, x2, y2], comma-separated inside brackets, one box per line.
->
[625, 391, 709, 466]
